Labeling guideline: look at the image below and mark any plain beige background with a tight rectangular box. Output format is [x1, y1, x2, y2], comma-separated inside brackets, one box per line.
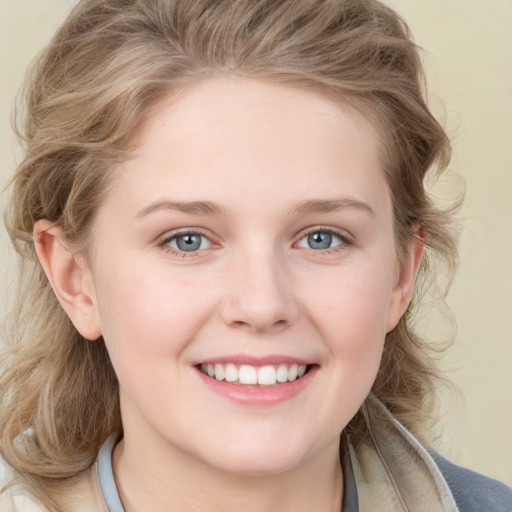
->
[0, 0, 511, 486]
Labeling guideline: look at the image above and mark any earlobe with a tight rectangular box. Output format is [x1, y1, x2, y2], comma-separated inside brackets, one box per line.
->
[386, 226, 426, 333]
[33, 220, 102, 340]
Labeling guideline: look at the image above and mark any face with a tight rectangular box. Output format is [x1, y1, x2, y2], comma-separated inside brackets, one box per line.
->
[81, 77, 416, 476]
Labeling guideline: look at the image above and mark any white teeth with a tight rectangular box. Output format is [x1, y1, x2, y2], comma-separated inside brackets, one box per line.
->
[239, 365, 258, 384]
[225, 363, 238, 382]
[276, 364, 288, 383]
[257, 365, 277, 386]
[288, 364, 298, 381]
[214, 364, 225, 381]
[201, 362, 310, 385]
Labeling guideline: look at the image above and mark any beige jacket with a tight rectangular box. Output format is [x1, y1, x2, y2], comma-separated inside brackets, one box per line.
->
[0, 395, 459, 512]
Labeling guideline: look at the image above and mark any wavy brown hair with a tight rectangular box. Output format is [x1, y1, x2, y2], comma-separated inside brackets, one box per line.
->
[1, 0, 458, 508]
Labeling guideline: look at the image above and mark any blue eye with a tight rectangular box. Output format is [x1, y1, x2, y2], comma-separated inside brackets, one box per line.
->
[165, 233, 212, 252]
[297, 230, 346, 250]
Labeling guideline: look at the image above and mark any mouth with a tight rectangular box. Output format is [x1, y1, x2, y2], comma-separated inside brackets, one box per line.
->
[194, 358, 318, 405]
[197, 362, 314, 386]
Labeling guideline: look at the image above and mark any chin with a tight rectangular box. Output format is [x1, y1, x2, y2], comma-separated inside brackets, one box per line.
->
[189, 431, 310, 477]
[199, 424, 315, 475]
[207, 450, 307, 477]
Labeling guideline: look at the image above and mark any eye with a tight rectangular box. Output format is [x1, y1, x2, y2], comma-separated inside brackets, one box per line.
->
[163, 232, 213, 253]
[296, 229, 348, 251]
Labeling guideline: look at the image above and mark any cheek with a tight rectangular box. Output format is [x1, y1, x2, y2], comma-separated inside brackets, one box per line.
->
[92, 270, 221, 416]
[304, 263, 394, 333]
[310, 269, 392, 414]
[300, 264, 392, 377]
[92, 263, 217, 371]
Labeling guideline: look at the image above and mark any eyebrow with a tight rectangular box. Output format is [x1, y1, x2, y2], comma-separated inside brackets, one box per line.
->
[290, 198, 375, 217]
[135, 197, 375, 219]
[136, 199, 225, 218]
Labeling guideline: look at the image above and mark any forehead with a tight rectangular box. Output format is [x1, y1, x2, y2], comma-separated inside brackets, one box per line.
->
[106, 76, 390, 218]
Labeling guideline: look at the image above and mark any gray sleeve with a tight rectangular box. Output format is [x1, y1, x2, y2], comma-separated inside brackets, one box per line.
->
[432, 453, 512, 512]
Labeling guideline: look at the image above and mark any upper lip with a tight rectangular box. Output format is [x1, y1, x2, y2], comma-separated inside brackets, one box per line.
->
[191, 354, 314, 366]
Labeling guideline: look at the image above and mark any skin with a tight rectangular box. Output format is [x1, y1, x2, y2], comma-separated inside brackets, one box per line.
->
[34, 77, 423, 512]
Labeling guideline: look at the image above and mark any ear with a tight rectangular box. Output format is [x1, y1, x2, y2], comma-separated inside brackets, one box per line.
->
[386, 225, 425, 332]
[33, 220, 102, 340]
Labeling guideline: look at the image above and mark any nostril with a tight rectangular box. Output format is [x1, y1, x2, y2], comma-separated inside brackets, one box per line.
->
[228, 318, 289, 331]
[231, 320, 251, 329]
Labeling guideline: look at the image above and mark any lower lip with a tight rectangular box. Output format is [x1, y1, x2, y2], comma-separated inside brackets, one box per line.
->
[194, 366, 318, 405]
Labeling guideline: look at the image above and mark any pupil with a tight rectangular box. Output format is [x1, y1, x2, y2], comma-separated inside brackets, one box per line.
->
[177, 234, 201, 251]
[308, 232, 332, 250]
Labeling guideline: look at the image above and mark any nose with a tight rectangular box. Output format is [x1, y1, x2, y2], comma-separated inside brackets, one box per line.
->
[220, 249, 300, 333]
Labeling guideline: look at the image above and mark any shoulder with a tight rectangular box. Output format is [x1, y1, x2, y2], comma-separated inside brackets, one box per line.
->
[432, 453, 512, 512]
[0, 456, 108, 512]
[0, 458, 48, 512]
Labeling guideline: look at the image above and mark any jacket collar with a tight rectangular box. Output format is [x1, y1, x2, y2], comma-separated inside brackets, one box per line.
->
[344, 394, 459, 512]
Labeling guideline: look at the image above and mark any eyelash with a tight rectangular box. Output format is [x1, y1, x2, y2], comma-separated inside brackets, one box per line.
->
[158, 226, 352, 258]
[295, 226, 352, 254]
[159, 229, 215, 258]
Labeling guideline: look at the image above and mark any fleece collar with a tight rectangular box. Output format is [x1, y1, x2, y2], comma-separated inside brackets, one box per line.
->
[345, 394, 459, 512]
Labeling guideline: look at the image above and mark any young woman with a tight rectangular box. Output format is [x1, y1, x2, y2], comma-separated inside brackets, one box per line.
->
[1, 1, 511, 511]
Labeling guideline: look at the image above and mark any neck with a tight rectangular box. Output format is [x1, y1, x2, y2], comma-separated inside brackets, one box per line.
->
[113, 433, 343, 512]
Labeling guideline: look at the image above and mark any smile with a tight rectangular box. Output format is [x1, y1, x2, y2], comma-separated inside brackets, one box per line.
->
[194, 357, 318, 405]
[199, 363, 309, 386]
